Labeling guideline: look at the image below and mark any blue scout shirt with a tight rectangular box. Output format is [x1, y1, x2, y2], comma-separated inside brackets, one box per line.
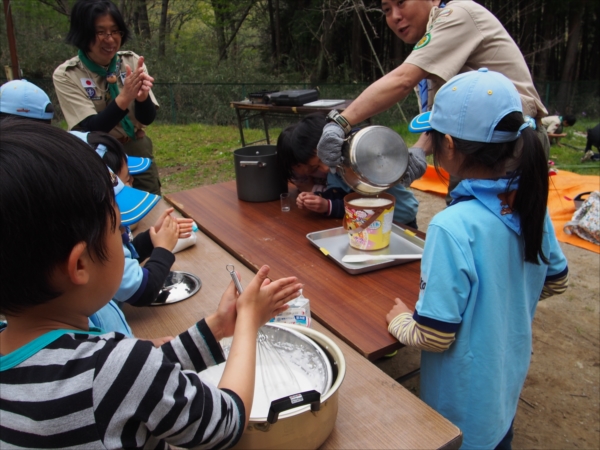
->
[415, 177, 568, 449]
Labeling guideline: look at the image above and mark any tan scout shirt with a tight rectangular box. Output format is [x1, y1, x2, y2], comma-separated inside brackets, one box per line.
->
[541, 116, 561, 134]
[405, 0, 547, 119]
[53, 51, 159, 140]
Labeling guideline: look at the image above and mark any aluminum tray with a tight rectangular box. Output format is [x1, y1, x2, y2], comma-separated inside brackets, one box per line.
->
[306, 224, 424, 275]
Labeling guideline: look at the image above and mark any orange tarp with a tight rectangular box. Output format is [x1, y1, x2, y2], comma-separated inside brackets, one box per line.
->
[410, 165, 600, 253]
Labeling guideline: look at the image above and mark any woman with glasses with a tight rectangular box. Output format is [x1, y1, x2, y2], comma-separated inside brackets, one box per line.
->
[53, 0, 161, 195]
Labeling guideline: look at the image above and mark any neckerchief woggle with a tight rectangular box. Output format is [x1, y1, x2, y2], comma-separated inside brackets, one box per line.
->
[78, 50, 136, 140]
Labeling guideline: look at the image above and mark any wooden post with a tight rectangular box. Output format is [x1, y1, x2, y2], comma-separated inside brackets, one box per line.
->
[3, 0, 20, 80]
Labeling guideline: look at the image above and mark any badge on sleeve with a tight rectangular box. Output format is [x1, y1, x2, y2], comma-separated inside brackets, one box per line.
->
[80, 78, 96, 88]
[414, 33, 431, 50]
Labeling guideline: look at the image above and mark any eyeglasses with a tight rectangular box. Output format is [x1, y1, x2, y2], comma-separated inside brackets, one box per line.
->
[96, 30, 124, 39]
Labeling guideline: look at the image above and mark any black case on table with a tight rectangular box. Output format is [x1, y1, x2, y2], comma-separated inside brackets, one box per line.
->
[266, 89, 319, 106]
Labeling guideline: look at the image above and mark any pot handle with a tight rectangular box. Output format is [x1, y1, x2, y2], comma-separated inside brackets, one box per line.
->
[239, 161, 267, 168]
[266, 390, 321, 424]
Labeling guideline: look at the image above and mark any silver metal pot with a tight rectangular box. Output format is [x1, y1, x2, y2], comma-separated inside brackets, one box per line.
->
[233, 324, 346, 449]
[234, 145, 288, 202]
[337, 125, 409, 195]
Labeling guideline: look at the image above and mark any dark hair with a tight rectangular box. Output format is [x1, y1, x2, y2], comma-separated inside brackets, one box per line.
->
[430, 112, 549, 264]
[66, 0, 130, 52]
[563, 114, 577, 126]
[0, 103, 54, 124]
[277, 112, 327, 181]
[0, 119, 117, 314]
[86, 131, 127, 175]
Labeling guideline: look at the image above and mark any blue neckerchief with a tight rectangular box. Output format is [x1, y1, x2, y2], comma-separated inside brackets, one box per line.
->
[449, 176, 522, 235]
[417, 1, 447, 113]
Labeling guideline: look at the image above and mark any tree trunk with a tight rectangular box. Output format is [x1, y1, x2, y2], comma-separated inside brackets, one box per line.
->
[274, 0, 281, 70]
[137, 0, 151, 40]
[556, 0, 586, 113]
[351, 9, 362, 80]
[211, 0, 228, 60]
[158, 0, 169, 57]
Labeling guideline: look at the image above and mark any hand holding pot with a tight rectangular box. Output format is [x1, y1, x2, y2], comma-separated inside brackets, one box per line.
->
[317, 122, 346, 167]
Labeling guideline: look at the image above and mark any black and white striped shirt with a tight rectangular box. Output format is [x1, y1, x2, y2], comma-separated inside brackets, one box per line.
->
[0, 320, 245, 449]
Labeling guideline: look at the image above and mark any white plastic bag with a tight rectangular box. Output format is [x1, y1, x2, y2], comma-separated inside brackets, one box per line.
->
[564, 191, 600, 245]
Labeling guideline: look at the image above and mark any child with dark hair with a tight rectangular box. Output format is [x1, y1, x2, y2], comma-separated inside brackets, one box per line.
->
[277, 112, 421, 228]
[0, 119, 302, 448]
[71, 131, 195, 308]
[386, 69, 569, 449]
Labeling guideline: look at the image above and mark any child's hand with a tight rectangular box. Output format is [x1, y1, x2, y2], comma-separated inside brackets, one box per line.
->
[297, 192, 328, 213]
[150, 214, 179, 251]
[145, 336, 174, 347]
[154, 207, 194, 239]
[175, 217, 194, 239]
[153, 207, 174, 232]
[206, 275, 239, 341]
[386, 298, 411, 324]
[237, 265, 302, 328]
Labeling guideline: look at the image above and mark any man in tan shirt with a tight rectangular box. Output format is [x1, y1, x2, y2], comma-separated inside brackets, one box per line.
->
[318, 0, 549, 202]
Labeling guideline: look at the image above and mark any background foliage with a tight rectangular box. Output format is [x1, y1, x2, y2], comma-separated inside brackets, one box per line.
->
[1, 0, 599, 124]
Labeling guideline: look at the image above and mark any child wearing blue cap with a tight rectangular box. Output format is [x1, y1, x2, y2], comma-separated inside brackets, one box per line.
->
[386, 69, 569, 449]
[0, 119, 302, 448]
[0, 79, 54, 123]
[72, 131, 195, 309]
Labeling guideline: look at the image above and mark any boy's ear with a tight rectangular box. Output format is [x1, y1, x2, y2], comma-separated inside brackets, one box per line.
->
[66, 242, 90, 285]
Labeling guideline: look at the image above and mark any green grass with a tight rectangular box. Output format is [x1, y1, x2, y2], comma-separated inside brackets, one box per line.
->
[152, 123, 277, 194]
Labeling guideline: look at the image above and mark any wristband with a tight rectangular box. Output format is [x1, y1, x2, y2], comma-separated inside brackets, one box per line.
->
[326, 109, 352, 135]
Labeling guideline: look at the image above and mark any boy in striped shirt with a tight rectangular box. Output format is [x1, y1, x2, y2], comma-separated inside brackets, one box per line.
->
[0, 120, 302, 449]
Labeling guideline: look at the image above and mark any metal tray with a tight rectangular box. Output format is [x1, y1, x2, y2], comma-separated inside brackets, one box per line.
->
[306, 224, 424, 275]
[150, 271, 202, 305]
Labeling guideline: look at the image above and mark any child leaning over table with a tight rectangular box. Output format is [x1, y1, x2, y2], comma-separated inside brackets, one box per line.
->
[386, 70, 569, 449]
[277, 112, 425, 229]
[0, 120, 302, 449]
[73, 130, 195, 308]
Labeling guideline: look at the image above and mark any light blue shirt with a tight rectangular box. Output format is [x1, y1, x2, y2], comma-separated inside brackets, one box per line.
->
[88, 301, 133, 337]
[415, 177, 567, 449]
[327, 172, 419, 224]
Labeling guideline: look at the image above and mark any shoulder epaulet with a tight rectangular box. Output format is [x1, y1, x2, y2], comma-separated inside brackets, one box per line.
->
[55, 55, 81, 74]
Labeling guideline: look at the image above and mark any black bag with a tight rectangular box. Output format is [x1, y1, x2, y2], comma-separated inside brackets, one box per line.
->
[267, 89, 319, 106]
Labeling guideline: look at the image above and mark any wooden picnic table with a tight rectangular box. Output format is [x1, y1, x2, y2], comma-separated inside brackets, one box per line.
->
[165, 181, 424, 361]
[124, 199, 462, 450]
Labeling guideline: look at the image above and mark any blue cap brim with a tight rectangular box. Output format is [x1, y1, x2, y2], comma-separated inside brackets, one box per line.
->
[116, 185, 160, 225]
[409, 111, 433, 133]
[127, 155, 152, 175]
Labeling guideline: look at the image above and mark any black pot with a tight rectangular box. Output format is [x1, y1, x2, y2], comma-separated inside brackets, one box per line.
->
[233, 145, 288, 202]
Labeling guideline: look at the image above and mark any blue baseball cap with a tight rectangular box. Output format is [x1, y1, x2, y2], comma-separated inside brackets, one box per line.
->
[69, 130, 152, 175]
[0, 79, 53, 121]
[69, 131, 160, 225]
[108, 168, 160, 226]
[409, 68, 527, 143]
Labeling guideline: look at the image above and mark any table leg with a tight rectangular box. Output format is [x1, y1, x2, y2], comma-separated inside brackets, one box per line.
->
[235, 108, 246, 147]
[261, 112, 270, 145]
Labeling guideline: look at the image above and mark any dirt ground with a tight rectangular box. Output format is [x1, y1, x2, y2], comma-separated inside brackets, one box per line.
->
[375, 189, 600, 449]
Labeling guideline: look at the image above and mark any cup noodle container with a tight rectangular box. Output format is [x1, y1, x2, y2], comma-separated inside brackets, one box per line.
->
[343, 192, 395, 250]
